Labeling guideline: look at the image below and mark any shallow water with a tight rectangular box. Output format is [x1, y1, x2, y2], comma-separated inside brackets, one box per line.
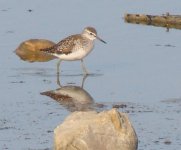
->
[1, 0, 181, 149]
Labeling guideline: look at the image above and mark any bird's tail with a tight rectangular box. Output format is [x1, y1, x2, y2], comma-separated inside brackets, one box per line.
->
[40, 45, 56, 54]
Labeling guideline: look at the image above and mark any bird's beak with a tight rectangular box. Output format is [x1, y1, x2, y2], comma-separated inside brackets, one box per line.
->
[96, 36, 107, 44]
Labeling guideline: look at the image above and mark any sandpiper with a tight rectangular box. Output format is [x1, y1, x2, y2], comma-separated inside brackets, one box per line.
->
[40, 27, 106, 75]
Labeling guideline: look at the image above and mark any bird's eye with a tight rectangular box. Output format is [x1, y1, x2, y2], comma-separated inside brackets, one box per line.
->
[90, 32, 93, 35]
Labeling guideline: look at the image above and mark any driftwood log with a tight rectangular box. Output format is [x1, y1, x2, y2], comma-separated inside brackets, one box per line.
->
[124, 13, 181, 30]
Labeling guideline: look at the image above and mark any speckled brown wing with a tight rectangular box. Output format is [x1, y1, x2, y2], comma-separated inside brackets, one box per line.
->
[40, 34, 81, 55]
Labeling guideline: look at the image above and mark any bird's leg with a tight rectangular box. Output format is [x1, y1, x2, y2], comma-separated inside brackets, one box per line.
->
[57, 60, 62, 87]
[81, 59, 89, 75]
[81, 74, 88, 88]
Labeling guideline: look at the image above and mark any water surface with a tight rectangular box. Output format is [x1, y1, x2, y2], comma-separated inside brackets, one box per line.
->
[0, 0, 181, 149]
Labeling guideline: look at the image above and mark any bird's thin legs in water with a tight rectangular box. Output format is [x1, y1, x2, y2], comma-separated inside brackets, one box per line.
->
[57, 60, 62, 87]
[81, 59, 89, 75]
[81, 74, 88, 88]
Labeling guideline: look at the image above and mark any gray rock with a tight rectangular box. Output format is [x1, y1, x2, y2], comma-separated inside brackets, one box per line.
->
[54, 109, 138, 150]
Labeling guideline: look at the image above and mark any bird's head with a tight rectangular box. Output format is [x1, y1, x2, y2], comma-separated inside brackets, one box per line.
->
[82, 27, 106, 44]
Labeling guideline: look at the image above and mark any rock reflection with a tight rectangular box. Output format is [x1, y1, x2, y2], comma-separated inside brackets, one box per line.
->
[15, 39, 56, 62]
[41, 76, 96, 112]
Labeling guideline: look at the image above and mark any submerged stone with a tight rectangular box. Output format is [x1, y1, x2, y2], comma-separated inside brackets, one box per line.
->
[15, 39, 56, 62]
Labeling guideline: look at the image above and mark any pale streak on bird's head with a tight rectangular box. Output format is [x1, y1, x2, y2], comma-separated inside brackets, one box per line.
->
[82, 27, 97, 40]
[82, 27, 106, 44]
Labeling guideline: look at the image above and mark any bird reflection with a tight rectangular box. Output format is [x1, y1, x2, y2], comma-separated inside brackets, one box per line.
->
[56, 66, 88, 87]
[41, 76, 96, 112]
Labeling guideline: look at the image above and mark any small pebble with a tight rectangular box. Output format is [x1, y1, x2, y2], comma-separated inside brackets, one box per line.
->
[164, 139, 172, 145]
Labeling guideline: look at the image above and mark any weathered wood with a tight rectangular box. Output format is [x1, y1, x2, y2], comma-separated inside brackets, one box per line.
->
[124, 13, 181, 30]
